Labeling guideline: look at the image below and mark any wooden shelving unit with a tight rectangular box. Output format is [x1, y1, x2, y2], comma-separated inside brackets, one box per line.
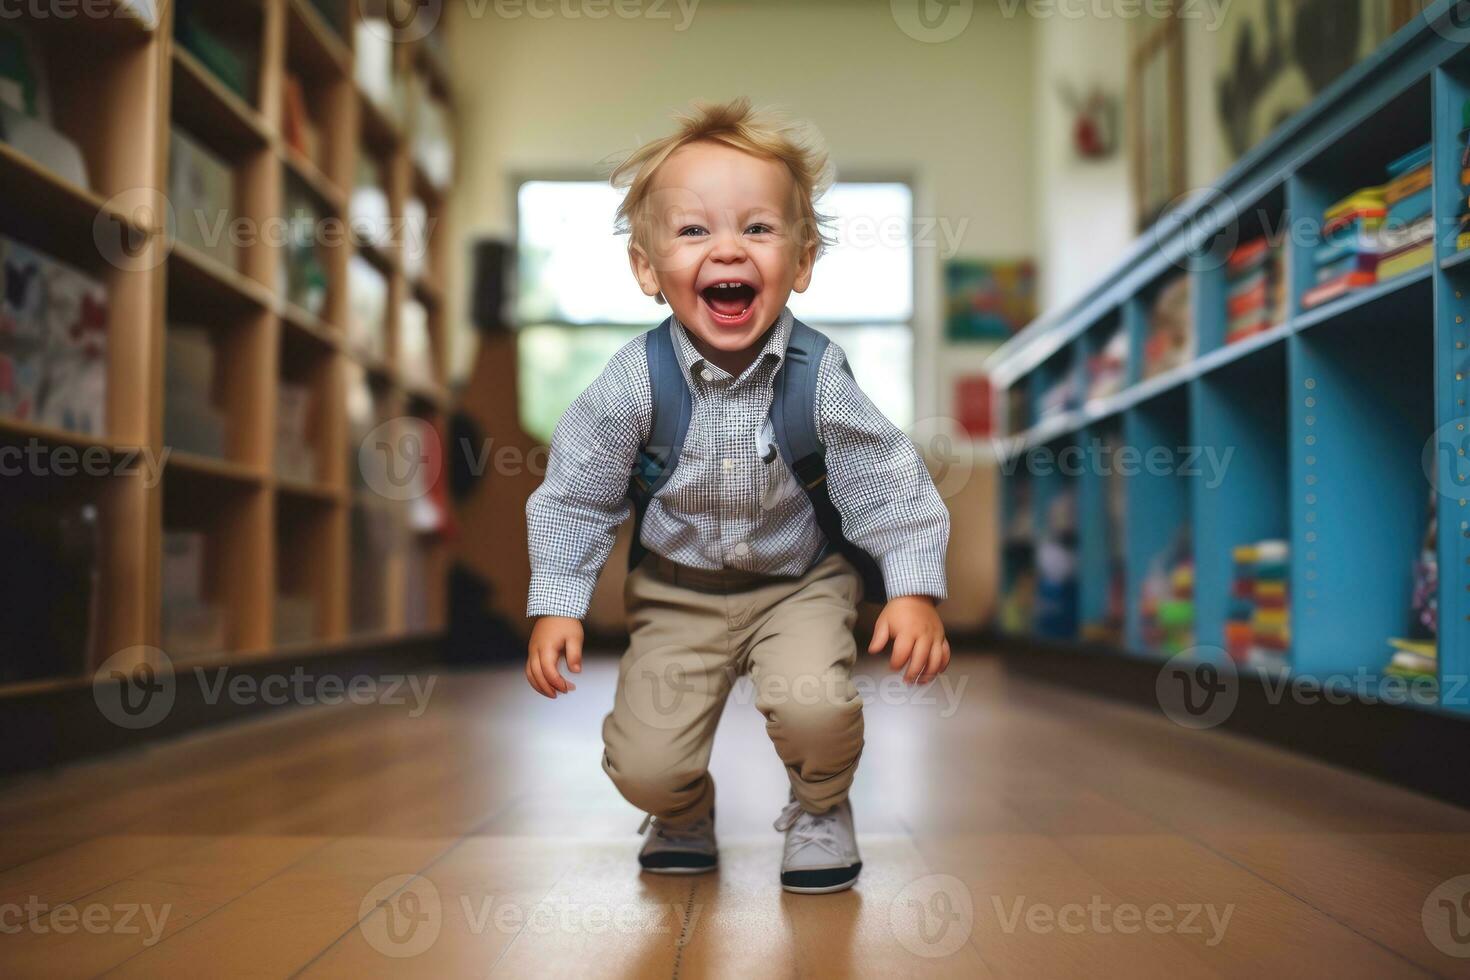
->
[988, 1, 1468, 716]
[0, 0, 457, 693]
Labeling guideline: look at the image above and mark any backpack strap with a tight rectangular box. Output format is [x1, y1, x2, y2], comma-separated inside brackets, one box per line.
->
[628, 317, 690, 570]
[770, 319, 888, 603]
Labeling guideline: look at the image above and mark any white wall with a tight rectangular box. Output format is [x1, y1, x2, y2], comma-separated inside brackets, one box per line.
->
[442, 0, 1037, 424]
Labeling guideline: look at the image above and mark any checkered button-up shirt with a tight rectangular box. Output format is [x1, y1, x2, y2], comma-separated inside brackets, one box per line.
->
[525, 306, 950, 619]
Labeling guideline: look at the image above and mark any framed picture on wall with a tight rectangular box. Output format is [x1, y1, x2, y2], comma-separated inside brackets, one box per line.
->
[1129, 5, 1185, 231]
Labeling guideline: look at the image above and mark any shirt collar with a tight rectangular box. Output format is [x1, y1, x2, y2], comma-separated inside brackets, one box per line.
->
[669, 306, 794, 389]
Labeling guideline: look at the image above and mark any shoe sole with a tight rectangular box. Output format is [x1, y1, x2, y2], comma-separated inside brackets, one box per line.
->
[780, 862, 861, 894]
[640, 863, 718, 876]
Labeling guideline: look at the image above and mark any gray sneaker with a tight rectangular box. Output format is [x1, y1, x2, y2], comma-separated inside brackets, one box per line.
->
[637, 810, 718, 874]
[773, 797, 862, 893]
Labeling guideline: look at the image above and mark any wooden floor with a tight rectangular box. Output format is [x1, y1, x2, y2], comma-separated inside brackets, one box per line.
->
[2, 651, 1470, 978]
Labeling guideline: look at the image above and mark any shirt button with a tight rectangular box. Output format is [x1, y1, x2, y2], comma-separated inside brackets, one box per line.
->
[734, 542, 750, 557]
[721, 459, 734, 471]
[700, 368, 714, 382]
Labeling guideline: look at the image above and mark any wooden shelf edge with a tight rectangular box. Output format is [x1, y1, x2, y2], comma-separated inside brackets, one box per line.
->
[0, 416, 135, 454]
[281, 143, 349, 215]
[169, 242, 277, 310]
[171, 46, 274, 150]
[166, 450, 269, 486]
[276, 477, 347, 503]
[286, 0, 353, 78]
[278, 302, 342, 348]
[0, 142, 155, 236]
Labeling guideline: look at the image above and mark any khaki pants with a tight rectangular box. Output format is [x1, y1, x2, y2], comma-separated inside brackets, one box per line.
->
[601, 551, 865, 827]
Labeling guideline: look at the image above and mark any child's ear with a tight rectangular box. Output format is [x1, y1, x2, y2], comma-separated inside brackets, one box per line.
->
[628, 244, 666, 304]
[791, 240, 818, 294]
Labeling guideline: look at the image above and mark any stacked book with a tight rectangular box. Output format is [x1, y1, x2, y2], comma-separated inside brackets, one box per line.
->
[164, 326, 226, 457]
[1386, 481, 1438, 689]
[1304, 186, 1384, 309]
[1225, 539, 1291, 671]
[1377, 143, 1434, 280]
[1224, 238, 1286, 344]
[1385, 638, 1437, 686]
[1459, 99, 1470, 251]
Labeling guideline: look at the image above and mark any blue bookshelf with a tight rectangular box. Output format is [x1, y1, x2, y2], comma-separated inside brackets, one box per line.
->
[988, 1, 1468, 714]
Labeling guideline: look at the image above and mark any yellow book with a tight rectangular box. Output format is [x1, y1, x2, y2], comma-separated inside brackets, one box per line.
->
[1325, 186, 1386, 221]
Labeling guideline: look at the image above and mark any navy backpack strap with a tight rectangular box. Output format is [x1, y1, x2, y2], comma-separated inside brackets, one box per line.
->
[628, 317, 691, 570]
[770, 319, 888, 603]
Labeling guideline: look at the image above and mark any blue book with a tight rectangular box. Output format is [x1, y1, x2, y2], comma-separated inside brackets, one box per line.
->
[1387, 143, 1432, 178]
[1386, 186, 1432, 225]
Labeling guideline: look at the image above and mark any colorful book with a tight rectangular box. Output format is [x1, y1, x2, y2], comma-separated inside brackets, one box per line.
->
[1302, 270, 1376, 309]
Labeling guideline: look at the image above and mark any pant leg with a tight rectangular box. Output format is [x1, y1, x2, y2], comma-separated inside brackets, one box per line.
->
[742, 552, 865, 814]
[601, 560, 738, 827]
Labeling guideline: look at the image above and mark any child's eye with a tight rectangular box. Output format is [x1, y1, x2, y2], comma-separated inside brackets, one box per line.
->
[678, 226, 708, 237]
[746, 224, 773, 235]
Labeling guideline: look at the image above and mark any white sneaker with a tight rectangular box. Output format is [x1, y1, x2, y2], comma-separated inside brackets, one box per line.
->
[773, 796, 862, 893]
[637, 810, 718, 874]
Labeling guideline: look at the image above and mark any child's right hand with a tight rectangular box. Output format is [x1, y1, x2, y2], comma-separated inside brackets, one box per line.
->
[526, 616, 583, 698]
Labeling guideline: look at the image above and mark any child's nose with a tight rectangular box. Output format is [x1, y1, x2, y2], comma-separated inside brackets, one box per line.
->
[709, 230, 747, 261]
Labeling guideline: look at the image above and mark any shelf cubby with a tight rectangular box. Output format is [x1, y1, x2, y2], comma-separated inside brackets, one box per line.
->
[1122, 387, 1193, 656]
[1190, 340, 1290, 652]
[275, 489, 345, 645]
[162, 469, 271, 658]
[1195, 182, 1288, 356]
[1077, 420, 1126, 644]
[1288, 297, 1435, 678]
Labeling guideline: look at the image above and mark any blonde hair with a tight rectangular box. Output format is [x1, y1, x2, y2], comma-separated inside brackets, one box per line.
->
[610, 97, 836, 260]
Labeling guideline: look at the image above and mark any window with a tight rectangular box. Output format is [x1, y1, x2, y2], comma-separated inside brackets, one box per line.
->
[516, 179, 914, 443]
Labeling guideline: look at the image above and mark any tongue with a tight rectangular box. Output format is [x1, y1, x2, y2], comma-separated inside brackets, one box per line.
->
[705, 287, 752, 316]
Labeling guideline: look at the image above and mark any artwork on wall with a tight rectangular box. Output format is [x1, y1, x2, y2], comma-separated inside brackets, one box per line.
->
[1215, 0, 1432, 164]
[943, 258, 1036, 342]
[1129, 4, 1186, 230]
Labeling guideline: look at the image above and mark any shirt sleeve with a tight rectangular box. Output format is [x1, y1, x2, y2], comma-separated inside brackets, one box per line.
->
[525, 340, 652, 619]
[815, 341, 951, 603]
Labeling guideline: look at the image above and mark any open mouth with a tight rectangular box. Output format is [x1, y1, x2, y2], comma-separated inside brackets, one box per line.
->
[699, 280, 758, 322]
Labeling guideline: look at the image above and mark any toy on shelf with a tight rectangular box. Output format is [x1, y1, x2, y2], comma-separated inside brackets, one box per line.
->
[1225, 539, 1290, 670]
[1225, 237, 1286, 344]
[1386, 482, 1438, 688]
[1142, 276, 1193, 379]
[1139, 527, 1193, 655]
[1034, 490, 1078, 639]
[1086, 323, 1127, 400]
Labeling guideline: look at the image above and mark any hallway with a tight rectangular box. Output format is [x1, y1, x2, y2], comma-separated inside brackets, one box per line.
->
[1, 651, 1467, 978]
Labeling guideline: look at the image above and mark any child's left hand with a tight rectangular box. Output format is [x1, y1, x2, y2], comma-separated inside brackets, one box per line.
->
[867, 595, 951, 684]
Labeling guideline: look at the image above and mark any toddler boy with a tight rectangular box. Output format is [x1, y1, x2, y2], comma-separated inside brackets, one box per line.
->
[525, 97, 950, 894]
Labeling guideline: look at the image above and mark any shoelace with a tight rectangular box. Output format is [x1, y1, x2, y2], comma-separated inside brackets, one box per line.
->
[772, 800, 846, 862]
[637, 812, 713, 846]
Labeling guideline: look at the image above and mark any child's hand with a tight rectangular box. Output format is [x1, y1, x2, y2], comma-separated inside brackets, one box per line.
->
[867, 595, 950, 684]
[526, 616, 584, 698]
